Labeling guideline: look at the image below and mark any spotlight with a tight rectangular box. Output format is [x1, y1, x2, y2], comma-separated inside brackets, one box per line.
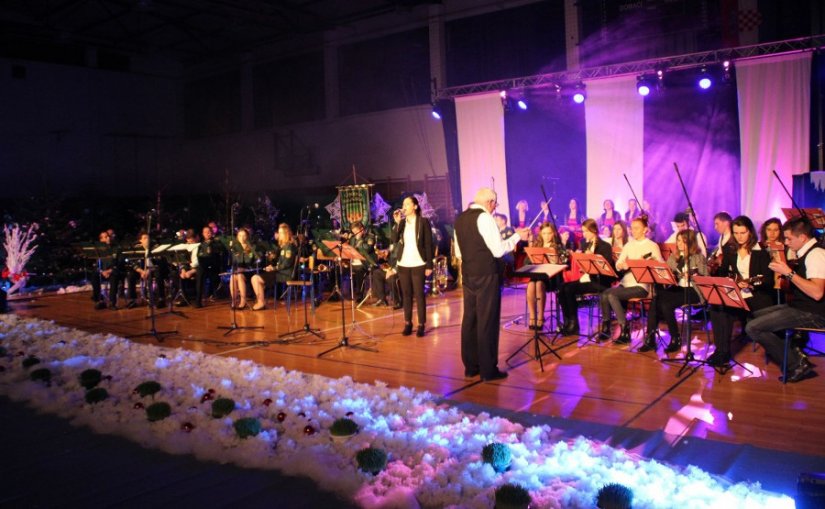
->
[698, 68, 712, 90]
[636, 75, 655, 97]
[572, 83, 586, 104]
[517, 99, 527, 110]
[431, 103, 442, 120]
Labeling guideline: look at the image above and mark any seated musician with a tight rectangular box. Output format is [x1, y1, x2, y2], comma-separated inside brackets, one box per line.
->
[640, 230, 708, 353]
[90, 230, 121, 310]
[369, 242, 394, 307]
[228, 227, 260, 309]
[600, 216, 663, 344]
[760, 217, 786, 300]
[195, 225, 227, 308]
[665, 212, 708, 257]
[176, 229, 200, 304]
[251, 223, 298, 310]
[609, 220, 628, 255]
[706, 216, 774, 366]
[745, 217, 825, 382]
[558, 219, 617, 335]
[347, 221, 380, 302]
[525, 222, 566, 331]
[127, 231, 170, 308]
[495, 213, 515, 273]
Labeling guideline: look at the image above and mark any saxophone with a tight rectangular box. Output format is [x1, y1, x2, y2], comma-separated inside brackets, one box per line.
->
[432, 255, 449, 294]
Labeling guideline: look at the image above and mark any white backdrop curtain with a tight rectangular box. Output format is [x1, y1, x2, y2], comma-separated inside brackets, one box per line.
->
[584, 76, 645, 220]
[736, 52, 811, 221]
[455, 92, 510, 216]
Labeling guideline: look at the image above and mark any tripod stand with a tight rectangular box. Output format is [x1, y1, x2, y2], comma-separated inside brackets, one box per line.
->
[218, 207, 263, 337]
[692, 275, 754, 375]
[318, 241, 377, 357]
[277, 234, 324, 344]
[149, 244, 187, 320]
[128, 212, 177, 343]
[505, 264, 566, 371]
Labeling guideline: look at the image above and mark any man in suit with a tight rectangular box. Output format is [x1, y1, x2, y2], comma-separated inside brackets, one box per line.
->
[454, 188, 528, 381]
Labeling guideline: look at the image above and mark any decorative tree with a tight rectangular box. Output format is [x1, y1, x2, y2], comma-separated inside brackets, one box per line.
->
[2, 223, 37, 295]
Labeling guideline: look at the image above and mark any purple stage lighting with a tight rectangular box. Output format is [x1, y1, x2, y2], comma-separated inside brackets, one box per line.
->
[573, 92, 585, 104]
[517, 99, 527, 110]
[698, 77, 712, 90]
[431, 109, 442, 120]
[638, 84, 651, 96]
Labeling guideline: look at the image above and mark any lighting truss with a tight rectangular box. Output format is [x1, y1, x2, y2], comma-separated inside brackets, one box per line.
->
[435, 35, 825, 100]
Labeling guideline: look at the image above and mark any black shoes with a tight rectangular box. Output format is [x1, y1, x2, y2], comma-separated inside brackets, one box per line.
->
[562, 321, 580, 336]
[416, 325, 425, 337]
[614, 323, 631, 345]
[638, 331, 658, 352]
[94, 301, 107, 310]
[464, 368, 480, 378]
[402, 323, 413, 336]
[780, 358, 814, 383]
[599, 321, 612, 341]
[665, 335, 681, 353]
[705, 351, 731, 367]
[481, 370, 508, 382]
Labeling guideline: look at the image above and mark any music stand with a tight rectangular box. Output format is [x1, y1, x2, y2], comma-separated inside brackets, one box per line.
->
[317, 241, 377, 357]
[782, 207, 825, 228]
[658, 243, 677, 263]
[317, 244, 344, 302]
[277, 251, 325, 344]
[524, 246, 561, 264]
[624, 259, 675, 351]
[150, 243, 188, 320]
[505, 263, 566, 371]
[691, 275, 754, 375]
[127, 218, 177, 342]
[574, 253, 618, 345]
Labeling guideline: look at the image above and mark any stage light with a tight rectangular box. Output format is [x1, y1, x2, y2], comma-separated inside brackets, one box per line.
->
[636, 75, 654, 97]
[517, 99, 527, 110]
[431, 103, 442, 120]
[572, 83, 586, 104]
[698, 68, 712, 90]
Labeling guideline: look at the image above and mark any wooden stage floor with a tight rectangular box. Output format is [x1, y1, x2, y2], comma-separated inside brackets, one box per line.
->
[10, 285, 825, 460]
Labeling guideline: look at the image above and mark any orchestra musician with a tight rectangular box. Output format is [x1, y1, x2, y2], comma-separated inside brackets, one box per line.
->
[609, 220, 628, 251]
[176, 229, 200, 304]
[706, 216, 774, 367]
[371, 238, 399, 308]
[665, 212, 708, 257]
[347, 221, 380, 302]
[600, 215, 663, 344]
[251, 223, 298, 311]
[127, 231, 170, 309]
[90, 230, 121, 310]
[229, 227, 260, 309]
[760, 217, 786, 299]
[745, 217, 825, 383]
[392, 196, 434, 337]
[640, 230, 708, 353]
[514, 200, 529, 229]
[195, 225, 227, 308]
[597, 199, 622, 231]
[625, 199, 642, 222]
[558, 219, 617, 336]
[525, 222, 566, 331]
[707, 211, 735, 274]
[565, 199, 584, 232]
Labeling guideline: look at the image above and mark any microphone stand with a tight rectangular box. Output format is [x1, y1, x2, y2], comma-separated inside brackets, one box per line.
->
[317, 241, 377, 358]
[128, 210, 177, 342]
[661, 163, 712, 374]
[218, 204, 263, 336]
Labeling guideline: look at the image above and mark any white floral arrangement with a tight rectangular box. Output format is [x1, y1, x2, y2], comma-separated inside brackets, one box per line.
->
[2, 223, 38, 295]
[0, 315, 794, 509]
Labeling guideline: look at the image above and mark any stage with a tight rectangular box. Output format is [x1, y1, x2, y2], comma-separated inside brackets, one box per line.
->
[9, 284, 825, 465]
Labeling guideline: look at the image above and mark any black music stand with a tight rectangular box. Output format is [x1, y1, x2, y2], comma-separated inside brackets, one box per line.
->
[574, 252, 618, 345]
[149, 243, 187, 320]
[691, 275, 754, 375]
[625, 259, 676, 351]
[505, 263, 566, 371]
[318, 241, 377, 357]
[127, 221, 177, 342]
[277, 254, 325, 344]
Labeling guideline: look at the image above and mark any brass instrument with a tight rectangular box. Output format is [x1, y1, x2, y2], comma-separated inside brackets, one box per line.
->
[432, 255, 450, 294]
[450, 238, 462, 288]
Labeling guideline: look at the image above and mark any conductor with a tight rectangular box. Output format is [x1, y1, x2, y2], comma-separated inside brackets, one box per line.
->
[454, 188, 528, 381]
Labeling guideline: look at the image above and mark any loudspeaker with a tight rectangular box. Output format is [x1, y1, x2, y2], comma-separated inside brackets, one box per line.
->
[797, 472, 825, 509]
